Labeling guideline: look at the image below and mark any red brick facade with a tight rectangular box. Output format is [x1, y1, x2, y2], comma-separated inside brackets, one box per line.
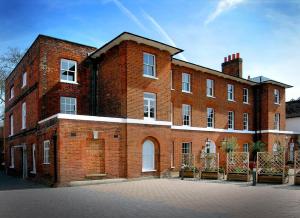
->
[4, 32, 295, 186]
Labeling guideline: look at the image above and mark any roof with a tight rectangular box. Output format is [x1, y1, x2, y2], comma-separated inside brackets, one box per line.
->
[250, 76, 292, 88]
[286, 100, 300, 118]
[172, 58, 257, 85]
[89, 32, 183, 58]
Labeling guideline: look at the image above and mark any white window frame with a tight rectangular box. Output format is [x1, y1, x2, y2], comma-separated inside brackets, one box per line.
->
[43, 140, 50, 164]
[227, 84, 234, 101]
[143, 53, 156, 78]
[228, 111, 234, 130]
[60, 97, 77, 114]
[9, 86, 14, 100]
[60, 59, 77, 84]
[207, 108, 214, 128]
[142, 140, 155, 172]
[274, 89, 280, 104]
[274, 113, 280, 130]
[182, 142, 191, 154]
[243, 113, 249, 130]
[243, 143, 249, 152]
[10, 147, 15, 168]
[182, 73, 191, 93]
[22, 102, 26, 129]
[206, 79, 214, 97]
[22, 72, 27, 88]
[243, 88, 249, 103]
[10, 114, 14, 136]
[182, 104, 191, 126]
[143, 92, 156, 120]
[31, 144, 36, 174]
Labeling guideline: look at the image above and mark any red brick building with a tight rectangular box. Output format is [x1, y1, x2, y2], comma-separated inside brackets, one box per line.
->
[4, 32, 296, 186]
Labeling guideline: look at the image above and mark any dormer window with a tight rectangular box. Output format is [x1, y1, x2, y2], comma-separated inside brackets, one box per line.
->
[60, 59, 77, 83]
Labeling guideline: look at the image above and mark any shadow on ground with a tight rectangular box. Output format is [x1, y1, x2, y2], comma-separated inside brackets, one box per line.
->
[0, 170, 46, 191]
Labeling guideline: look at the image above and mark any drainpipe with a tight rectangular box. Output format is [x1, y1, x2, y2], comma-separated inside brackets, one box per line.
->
[52, 130, 58, 186]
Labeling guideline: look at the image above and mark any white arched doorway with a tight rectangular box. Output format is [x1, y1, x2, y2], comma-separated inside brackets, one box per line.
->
[142, 140, 155, 172]
[205, 140, 216, 154]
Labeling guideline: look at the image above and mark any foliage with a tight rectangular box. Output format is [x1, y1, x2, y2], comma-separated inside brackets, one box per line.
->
[251, 140, 265, 160]
[221, 137, 238, 153]
[182, 165, 199, 173]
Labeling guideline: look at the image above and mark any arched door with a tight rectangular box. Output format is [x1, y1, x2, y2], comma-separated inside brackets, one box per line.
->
[142, 140, 155, 172]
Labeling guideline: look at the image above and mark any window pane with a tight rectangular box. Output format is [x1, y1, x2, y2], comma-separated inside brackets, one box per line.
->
[68, 62, 76, 71]
[61, 60, 68, 70]
[61, 70, 68, 81]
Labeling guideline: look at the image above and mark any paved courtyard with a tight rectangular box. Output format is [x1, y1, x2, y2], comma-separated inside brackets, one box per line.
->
[0, 172, 299, 218]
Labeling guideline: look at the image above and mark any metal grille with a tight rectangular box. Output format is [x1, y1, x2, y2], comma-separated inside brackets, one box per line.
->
[295, 151, 300, 177]
[200, 152, 219, 172]
[257, 151, 285, 176]
[227, 152, 249, 174]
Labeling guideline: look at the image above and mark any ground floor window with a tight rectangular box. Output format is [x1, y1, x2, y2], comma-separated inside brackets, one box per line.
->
[182, 142, 191, 154]
[205, 140, 216, 154]
[10, 147, 14, 168]
[43, 140, 50, 164]
[243, 143, 249, 152]
[142, 140, 155, 172]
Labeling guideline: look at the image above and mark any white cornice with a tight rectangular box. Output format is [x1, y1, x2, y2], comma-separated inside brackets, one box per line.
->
[171, 125, 255, 134]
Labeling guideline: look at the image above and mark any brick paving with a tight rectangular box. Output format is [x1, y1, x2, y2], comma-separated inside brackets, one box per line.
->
[0, 173, 299, 218]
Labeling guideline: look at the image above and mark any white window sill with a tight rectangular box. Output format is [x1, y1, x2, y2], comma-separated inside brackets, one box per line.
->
[60, 80, 79, 85]
[207, 126, 214, 129]
[144, 118, 156, 121]
[182, 90, 192, 94]
[171, 88, 175, 91]
[228, 128, 234, 130]
[143, 75, 158, 80]
[30, 170, 36, 174]
[9, 166, 14, 169]
[43, 163, 50, 165]
[207, 95, 215, 98]
[228, 99, 235, 102]
[21, 85, 27, 89]
[142, 169, 157, 172]
[274, 103, 280, 105]
[9, 97, 14, 101]
[170, 166, 175, 169]
[243, 102, 250, 105]
[21, 127, 26, 130]
[9, 134, 13, 137]
[182, 125, 191, 127]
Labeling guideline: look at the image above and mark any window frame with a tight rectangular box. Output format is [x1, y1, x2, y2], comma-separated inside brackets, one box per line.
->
[182, 73, 191, 93]
[143, 53, 156, 78]
[60, 59, 77, 84]
[22, 72, 27, 88]
[243, 88, 249, 104]
[43, 140, 50, 164]
[228, 111, 234, 130]
[274, 89, 280, 104]
[227, 84, 234, 101]
[9, 114, 14, 136]
[142, 140, 155, 172]
[243, 143, 249, 152]
[182, 142, 191, 154]
[60, 97, 77, 115]
[10, 147, 14, 168]
[9, 86, 14, 100]
[21, 102, 26, 129]
[182, 104, 191, 126]
[207, 108, 214, 128]
[31, 144, 36, 174]
[243, 113, 249, 130]
[143, 92, 156, 120]
[274, 113, 280, 130]
[206, 79, 214, 97]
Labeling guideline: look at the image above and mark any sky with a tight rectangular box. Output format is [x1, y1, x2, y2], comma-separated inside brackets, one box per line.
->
[0, 0, 300, 100]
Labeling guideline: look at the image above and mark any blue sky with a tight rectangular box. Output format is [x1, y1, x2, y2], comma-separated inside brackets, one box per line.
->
[1, 0, 299, 100]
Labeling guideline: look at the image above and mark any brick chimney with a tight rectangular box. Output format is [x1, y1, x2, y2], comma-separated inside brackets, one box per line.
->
[221, 53, 243, 78]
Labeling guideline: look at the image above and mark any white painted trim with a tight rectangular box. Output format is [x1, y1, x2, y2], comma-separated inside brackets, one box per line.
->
[257, 130, 300, 134]
[171, 125, 255, 134]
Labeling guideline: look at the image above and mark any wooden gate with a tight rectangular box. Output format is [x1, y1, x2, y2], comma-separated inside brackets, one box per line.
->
[226, 152, 249, 182]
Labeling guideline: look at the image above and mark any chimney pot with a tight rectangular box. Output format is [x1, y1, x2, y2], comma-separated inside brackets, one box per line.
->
[232, 54, 236, 59]
[236, 53, 240, 59]
[228, 55, 231, 61]
[224, 57, 227, 62]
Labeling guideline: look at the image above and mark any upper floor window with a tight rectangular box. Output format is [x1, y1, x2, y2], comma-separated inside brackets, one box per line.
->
[206, 79, 214, 97]
[9, 114, 14, 136]
[243, 88, 249, 103]
[182, 104, 191, 126]
[182, 73, 191, 93]
[143, 53, 156, 77]
[227, 84, 234, 101]
[243, 143, 249, 152]
[228, 111, 234, 130]
[60, 97, 77, 114]
[243, 113, 248, 130]
[274, 89, 280, 104]
[274, 113, 280, 130]
[60, 59, 77, 83]
[22, 102, 26, 129]
[43, 140, 50, 164]
[207, 108, 214, 128]
[22, 72, 27, 88]
[9, 86, 14, 100]
[182, 142, 191, 154]
[144, 92, 156, 120]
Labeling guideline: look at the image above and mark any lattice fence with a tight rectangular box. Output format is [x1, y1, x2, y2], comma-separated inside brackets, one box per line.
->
[226, 152, 249, 174]
[181, 153, 195, 168]
[199, 152, 219, 172]
[295, 151, 300, 184]
[257, 151, 287, 183]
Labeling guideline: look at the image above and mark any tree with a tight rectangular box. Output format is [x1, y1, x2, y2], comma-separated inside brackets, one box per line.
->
[0, 47, 26, 119]
[251, 140, 265, 161]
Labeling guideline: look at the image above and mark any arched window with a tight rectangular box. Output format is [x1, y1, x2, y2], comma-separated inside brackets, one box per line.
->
[205, 140, 216, 154]
[142, 140, 155, 172]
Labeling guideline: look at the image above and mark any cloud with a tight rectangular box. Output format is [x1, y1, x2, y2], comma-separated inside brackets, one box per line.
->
[108, 0, 147, 32]
[143, 12, 187, 61]
[205, 0, 245, 25]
